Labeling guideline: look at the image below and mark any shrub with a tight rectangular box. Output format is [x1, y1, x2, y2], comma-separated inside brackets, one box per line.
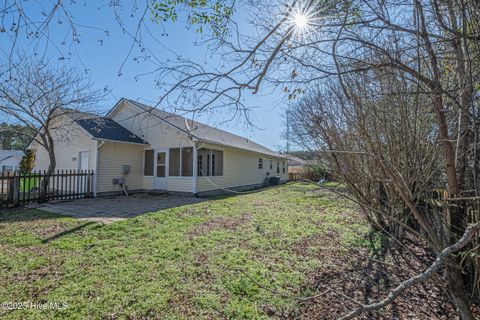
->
[19, 150, 35, 173]
[303, 164, 330, 181]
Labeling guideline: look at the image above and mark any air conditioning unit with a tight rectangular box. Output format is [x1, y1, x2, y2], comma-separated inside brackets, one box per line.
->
[269, 176, 280, 185]
[112, 177, 125, 185]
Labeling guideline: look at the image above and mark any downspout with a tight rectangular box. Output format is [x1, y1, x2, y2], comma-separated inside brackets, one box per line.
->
[94, 140, 105, 197]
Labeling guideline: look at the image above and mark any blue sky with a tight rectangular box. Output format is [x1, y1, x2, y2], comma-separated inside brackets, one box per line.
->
[0, 2, 289, 151]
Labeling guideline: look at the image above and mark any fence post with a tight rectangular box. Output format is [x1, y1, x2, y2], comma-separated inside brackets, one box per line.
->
[86, 171, 92, 198]
[6, 172, 13, 205]
[12, 173, 20, 207]
[39, 171, 48, 203]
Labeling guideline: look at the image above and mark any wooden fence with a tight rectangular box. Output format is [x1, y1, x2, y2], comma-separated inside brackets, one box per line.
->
[0, 170, 94, 209]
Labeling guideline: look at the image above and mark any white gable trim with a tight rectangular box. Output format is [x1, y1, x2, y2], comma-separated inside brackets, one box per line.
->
[107, 99, 196, 141]
[107, 98, 285, 159]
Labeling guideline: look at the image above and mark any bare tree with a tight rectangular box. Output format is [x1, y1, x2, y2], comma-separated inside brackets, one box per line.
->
[0, 55, 103, 175]
[157, 0, 480, 318]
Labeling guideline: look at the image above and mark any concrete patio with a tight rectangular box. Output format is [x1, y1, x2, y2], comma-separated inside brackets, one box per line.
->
[37, 193, 208, 223]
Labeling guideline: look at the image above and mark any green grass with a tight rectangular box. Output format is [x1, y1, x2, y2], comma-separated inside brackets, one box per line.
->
[19, 175, 40, 192]
[0, 183, 369, 319]
[321, 181, 344, 188]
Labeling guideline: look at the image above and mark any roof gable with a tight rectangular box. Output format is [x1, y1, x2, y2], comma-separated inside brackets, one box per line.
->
[114, 99, 285, 158]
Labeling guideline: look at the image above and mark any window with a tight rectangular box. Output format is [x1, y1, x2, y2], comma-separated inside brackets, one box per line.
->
[212, 154, 216, 176]
[197, 148, 223, 176]
[212, 149, 223, 175]
[144, 150, 154, 176]
[270, 160, 273, 170]
[181, 147, 193, 176]
[276, 160, 280, 174]
[282, 161, 286, 174]
[168, 147, 194, 177]
[258, 158, 263, 169]
[157, 152, 166, 177]
[78, 151, 89, 171]
[197, 155, 203, 176]
[206, 154, 210, 176]
[169, 148, 180, 176]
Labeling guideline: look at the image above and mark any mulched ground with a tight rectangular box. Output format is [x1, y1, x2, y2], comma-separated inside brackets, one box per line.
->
[291, 232, 480, 319]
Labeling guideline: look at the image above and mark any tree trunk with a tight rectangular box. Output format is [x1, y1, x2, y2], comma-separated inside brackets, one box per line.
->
[445, 258, 475, 320]
[39, 137, 56, 203]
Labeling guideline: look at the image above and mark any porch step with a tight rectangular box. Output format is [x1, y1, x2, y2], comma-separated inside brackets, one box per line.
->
[147, 189, 168, 196]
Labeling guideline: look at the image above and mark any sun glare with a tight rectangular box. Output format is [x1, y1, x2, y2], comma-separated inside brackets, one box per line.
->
[293, 13, 309, 29]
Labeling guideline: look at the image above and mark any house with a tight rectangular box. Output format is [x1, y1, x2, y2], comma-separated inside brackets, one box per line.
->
[30, 98, 288, 196]
[0, 150, 24, 172]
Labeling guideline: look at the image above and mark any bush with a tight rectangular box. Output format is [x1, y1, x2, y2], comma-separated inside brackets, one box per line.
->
[303, 164, 330, 181]
[19, 150, 35, 173]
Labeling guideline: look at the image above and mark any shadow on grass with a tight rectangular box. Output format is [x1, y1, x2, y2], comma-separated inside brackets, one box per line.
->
[297, 229, 455, 319]
[0, 208, 68, 223]
[204, 183, 289, 201]
[41, 221, 96, 243]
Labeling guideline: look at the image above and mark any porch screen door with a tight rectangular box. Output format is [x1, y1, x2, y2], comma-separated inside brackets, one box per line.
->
[155, 151, 167, 189]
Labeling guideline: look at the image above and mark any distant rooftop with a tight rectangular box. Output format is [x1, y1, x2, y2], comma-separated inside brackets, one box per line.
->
[0, 150, 24, 162]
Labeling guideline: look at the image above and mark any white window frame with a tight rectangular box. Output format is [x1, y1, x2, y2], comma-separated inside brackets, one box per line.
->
[78, 151, 90, 171]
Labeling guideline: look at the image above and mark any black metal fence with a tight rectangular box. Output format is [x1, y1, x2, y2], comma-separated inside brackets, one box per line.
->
[0, 170, 94, 209]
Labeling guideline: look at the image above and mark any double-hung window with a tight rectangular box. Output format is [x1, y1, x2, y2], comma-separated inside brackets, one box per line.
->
[197, 148, 223, 176]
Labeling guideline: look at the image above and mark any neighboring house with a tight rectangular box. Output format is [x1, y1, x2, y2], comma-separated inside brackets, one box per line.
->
[286, 154, 325, 181]
[286, 154, 307, 181]
[30, 98, 288, 196]
[0, 150, 24, 172]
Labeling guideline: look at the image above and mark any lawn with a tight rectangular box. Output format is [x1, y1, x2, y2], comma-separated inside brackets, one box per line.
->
[0, 183, 376, 319]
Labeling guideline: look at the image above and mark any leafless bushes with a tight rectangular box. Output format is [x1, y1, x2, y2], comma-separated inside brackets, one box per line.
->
[153, 0, 480, 315]
[291, 40, 480, 320]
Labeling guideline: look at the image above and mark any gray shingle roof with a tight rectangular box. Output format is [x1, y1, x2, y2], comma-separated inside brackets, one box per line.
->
[75, 117, 148, 144]
[286, 155, 307, 166]
[125, 99, 285, 158]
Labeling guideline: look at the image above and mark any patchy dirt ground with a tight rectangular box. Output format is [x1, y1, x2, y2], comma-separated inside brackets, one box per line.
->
[290, 194, 480, 319]
[1, 183, 478, 319]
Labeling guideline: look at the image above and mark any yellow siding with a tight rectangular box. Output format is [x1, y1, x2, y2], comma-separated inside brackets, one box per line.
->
[110, 100, 194, 192]
[110, 101, 193, 149]
[197, 144, 288, 192]
[97, 142, 144, 193]
[31, 120, 97, 173]
[89, 100, 288, 194]
[167, 177, 193, 192]
[143, 176, 154, 190]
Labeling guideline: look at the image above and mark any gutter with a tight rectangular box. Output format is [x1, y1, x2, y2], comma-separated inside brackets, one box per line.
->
[195, 139, 287, 159]
[92, 137, 149, 146]
[93, 141, 105, 197]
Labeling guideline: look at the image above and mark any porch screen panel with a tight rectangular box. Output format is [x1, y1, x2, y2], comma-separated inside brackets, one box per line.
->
[181, 147, 193, 176]
[144, 150, 154, 176]
[197, 148, 208, 176]
[212, 150, 223, 176]
[197, 155, 203, 176]
[169, 148, 180, 176]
